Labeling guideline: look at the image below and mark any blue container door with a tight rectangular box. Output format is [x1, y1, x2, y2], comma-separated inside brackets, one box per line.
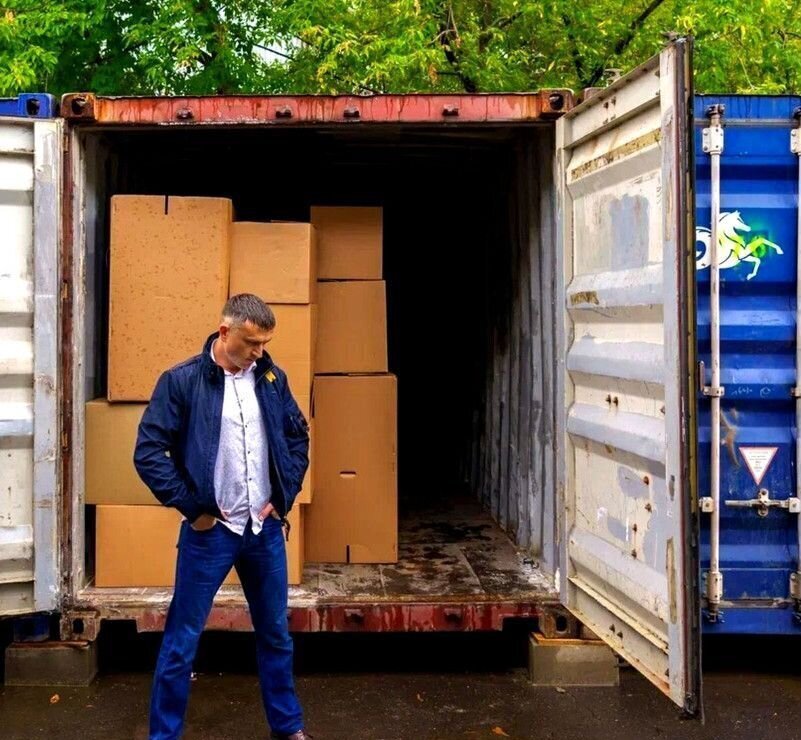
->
[696, 95, 801, 634]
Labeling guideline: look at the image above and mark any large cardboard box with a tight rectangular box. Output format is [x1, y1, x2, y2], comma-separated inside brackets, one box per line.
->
[108, 195, 231, 401]
[95, 505, 306, 587]
[85, 400, 151, 506]
[86, 397, 313, 505]
[305, 374, 397, 563]
[265, 304, 317, 398]
[230, 222, 317, 304]
[286, 504, 305, 586]
[315, 281, 387, 374]
[310, 207, 382, 279]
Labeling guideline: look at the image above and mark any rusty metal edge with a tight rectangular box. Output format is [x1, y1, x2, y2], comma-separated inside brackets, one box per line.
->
[61, 600, 563, 639]
[59, 125, 75, 620]
[60, 91, 574, 126]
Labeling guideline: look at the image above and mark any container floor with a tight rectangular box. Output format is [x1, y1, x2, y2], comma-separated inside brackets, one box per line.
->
[77, 498, 555, 615]
[295, 497, 554, 606]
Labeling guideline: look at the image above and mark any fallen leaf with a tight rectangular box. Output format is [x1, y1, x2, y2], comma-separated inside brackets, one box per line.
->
[555, 687, 567, 694]
[492, 728, 510, 737]
[50, 694, 60, 704]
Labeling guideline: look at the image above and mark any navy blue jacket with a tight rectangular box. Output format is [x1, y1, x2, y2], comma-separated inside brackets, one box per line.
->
[133, 333, 310, 523]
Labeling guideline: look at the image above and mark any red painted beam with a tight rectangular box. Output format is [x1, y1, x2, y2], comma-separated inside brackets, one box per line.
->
[61, 92, 573, 126]
[130, 602, 547, 634]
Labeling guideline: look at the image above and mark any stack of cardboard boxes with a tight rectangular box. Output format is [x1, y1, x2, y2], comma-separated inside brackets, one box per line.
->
[228, 220, 318, 582]
[89, 199, 397, 589]
[90, 196, 311, 586]
[306, 207, 398, 564]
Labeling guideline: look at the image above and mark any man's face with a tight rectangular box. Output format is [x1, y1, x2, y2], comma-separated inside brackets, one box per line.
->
[218, 320, 274, 370]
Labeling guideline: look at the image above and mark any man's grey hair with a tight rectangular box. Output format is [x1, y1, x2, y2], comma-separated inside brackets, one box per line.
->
[222, 294, 276, 331]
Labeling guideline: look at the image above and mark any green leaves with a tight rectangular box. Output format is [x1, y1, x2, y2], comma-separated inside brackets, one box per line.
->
[0, 0, 798, 97]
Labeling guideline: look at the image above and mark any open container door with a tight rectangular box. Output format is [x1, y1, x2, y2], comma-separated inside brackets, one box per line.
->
[555, 39, 701, 712]
[0, 116, 61, 616]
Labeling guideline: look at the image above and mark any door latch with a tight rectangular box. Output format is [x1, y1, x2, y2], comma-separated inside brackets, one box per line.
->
[725, 489, 801, 518]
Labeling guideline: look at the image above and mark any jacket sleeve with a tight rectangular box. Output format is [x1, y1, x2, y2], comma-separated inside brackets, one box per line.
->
[133, 370, 204, 523]
[279, 374, 310, 507]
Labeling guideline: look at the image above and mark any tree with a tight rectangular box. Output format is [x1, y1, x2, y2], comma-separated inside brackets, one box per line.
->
[0, 0, 798, 98]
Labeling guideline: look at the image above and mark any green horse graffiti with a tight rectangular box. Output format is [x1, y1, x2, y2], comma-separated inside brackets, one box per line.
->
[696, 211, 783, 280]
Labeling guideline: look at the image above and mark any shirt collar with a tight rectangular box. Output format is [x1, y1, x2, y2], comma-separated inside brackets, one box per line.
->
[210, 339, 256, 377]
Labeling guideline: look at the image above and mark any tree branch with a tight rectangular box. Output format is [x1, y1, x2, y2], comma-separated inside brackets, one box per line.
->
[438, 4, 479, 92]
[586, 0, 667, 87]
[560, 13, 586, 85]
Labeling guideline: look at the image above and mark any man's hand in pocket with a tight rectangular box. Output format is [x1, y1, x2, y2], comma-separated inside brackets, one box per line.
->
[190, 513, 217, 531]
[258, 502, 282, 522]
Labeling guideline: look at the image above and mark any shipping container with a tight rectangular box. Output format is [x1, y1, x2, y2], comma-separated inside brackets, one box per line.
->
[0, 41, 707, 711]
[695, 95, 801, 635]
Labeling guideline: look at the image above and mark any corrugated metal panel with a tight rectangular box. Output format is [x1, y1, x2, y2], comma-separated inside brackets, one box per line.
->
[0, 118, 61, 616]
[556, 42, 699, 710]
[464, 132, 557, 558]
[695, 95, 801, 634]
[0, 120, 37, 615]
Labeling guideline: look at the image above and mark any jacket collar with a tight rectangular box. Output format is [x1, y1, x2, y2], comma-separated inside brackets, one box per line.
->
[202, 332, 275, 383]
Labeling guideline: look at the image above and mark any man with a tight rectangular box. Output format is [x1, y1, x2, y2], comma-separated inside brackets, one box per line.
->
[134, 293, 312, 740]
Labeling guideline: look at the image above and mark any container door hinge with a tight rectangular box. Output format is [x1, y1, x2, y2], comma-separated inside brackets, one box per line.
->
[700, 497, 715, 513]
[702, 570, 724, 622]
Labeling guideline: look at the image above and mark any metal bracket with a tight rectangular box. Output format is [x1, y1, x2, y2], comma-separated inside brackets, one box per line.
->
[703, 570, 723, 622]
[725, 489, 801, 518]
[700, 497, 715, 513]
[702, 125, 725, 155]
[698, 361, 725, 397]
[791, 572, 801, 601]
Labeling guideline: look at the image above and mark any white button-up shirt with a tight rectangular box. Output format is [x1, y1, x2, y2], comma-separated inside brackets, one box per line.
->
[210, 341, 272, 536]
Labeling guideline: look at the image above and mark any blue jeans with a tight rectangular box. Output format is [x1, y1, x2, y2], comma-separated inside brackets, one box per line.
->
[149, 517, 303, 739]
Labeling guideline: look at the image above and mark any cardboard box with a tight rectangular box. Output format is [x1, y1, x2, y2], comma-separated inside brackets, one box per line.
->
[310, 207, 382, 279]
[315, 281, 387, 374]
[295, 422, 314, 505]
[108, 195, 232, 401]
[266, 304, 317, 396]
[85, 400, 151, 506]
[305, 374, 397, 563]
[295, 393, 311, 424]
[230, 222, 317, 304]
[95, 505, 306, 587]
[286, 504, 305, 585]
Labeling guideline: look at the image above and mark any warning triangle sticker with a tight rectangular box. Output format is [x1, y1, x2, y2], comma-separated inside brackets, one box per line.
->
[739, 446, 778, 486]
